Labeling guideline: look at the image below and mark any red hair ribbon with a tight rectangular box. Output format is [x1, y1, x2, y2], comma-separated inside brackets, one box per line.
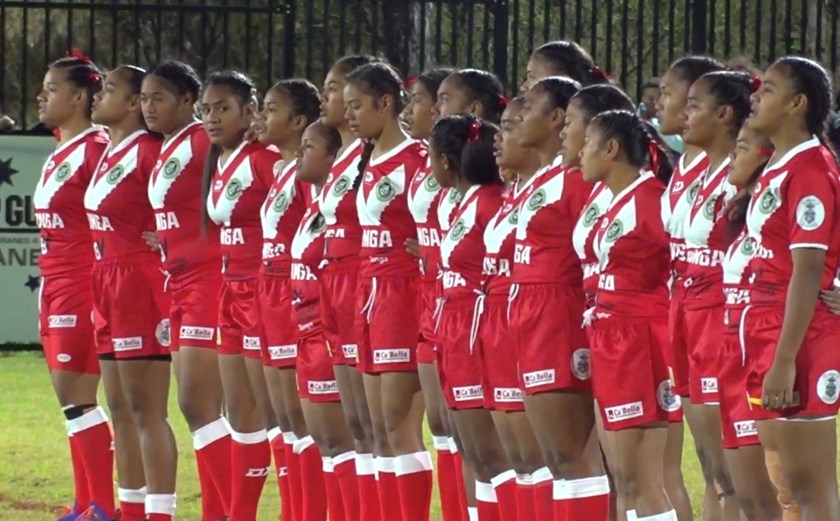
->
[467, 120, 481, 144]
[403, 76, 418, 89]
[88, 72, 102, 84]
[66, 48, 92, 64]
[759, 146, 774, 157]
[648, 140, 660, 173]
[499, 95, 510, 107]
[590, 66, 612, 83]
[750, 75, 762, 92]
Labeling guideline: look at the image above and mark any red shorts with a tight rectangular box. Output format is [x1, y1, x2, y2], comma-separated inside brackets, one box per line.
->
[39, 273, 99, 374]
[320, 260, 360, 366]
[589, 314, 678, 430]
[510, 284, 590, 395]
[684, 306, 724, 404]
[719, 328, 759, 449]
[479, 294, 524, 411]
[438, 297, 486, 410]
[417, 279, 442, 364]
[167, 262, 220, 351]
[355, 276, 420, 374]
[258, 273, 298, 368]
[296, 335, 340, 403]
[668, 282, 691, 397]
[91, 259, 171, 359]
[218, 278, 263, 359]
[744, 306, 840, 420]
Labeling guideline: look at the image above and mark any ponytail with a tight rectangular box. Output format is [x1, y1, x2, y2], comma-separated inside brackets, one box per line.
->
[352, 139, 375, 191]
[591, 110, 674, 185]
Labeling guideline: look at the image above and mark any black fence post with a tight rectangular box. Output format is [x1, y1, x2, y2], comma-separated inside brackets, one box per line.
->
[691, 0, 708, 54]
[283, 1, 297, 78]
[492, 0, 509, 91]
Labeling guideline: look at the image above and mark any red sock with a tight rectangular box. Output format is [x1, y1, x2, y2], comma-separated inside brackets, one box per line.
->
[118, 488, 146, 521]
[355, 453, 380, 521]
[515, 474, 536, 521]
[333, 451, 359, 519]
[269, 429, 293, 521]
[434, 437, 461, 521]
[532, 467, 554, 521]
[323, 457, 346, 521]
[375, 457, 401, 520]
[68, 407, 114, 515]
[476, 481, 501, 521]
[230, 430, 271, 521]
[491, 470, 518, 521]
[395, 452, 434, 521]
[284, 434, 304, 521]
[563, 476, 611, 521]
[295, 436, 327, 521]
[145, 493, 176, 521]
[67, 433, 90, 511]
[452, 447, 469, 521]
[193, 418, 232, 520]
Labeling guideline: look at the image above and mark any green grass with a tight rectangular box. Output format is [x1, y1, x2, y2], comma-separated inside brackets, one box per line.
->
[0, 352, 709, 520]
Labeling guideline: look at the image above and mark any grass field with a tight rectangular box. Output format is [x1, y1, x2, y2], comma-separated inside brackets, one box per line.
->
[0, 351, 712, 520]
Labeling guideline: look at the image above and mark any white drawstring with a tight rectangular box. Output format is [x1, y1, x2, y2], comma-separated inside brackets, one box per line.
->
[432, 297, 445, 334]
[360, 277, 378, 324]
[162, 269, 172, 293]
[506, 284, 519, 322]
[582, 307, 595, 328]
[738, 305, 750, 367]
[469, 292, 486, 355]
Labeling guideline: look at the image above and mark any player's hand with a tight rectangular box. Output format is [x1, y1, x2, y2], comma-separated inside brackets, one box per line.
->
[819, 288, 840, 315]
[404, 238, 421, 259]
[762, 358, 796, 410]
[142, 231, 161, 251]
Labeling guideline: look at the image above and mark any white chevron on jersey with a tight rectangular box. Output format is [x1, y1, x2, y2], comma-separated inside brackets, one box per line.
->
[685, 158, 735, 248]
[745, 171, 788, 247]
[148, 121, 200, 210]
[723, 231, 754, 286]
[34, 127, 101, 210]
[408, 158, 442, 224]
[261, 159, 297, 240]
[357, 163, 407, 226]
[573, 182, 611, 260]
[320, 140, 363, 225]
[207, 143, 255, 226]
[484, 201, 518, 257]
[291, 206, 327, 262]
[441, 186, 480, 267]
[662, 151, 706, 239]
[594, 175, 648, 269]
[84, 130, 146, 211]
[515, 168, 566, 241]
[437, 188, 461, 231]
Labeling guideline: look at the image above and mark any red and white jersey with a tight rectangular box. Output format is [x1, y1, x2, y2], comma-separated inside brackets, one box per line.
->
[34, 127, 108, 276]
[573, 182, 612, 305]
[408, 156, 446, 280]
[593, 175, 670, 317]
[356, 138, 426, 277]
[513, 156, 592, 285]
[290, 196, 327, 339]
[320, 139, 364, 262]
[722, 229, 754, 315]
[84, 130, 161, 262]
[206, 141, 280, 280]
[662, 151, 709, 280]
[745, 137, 840, 307]
[261, 159, 309, 276]
[440, 184, 503, 299]
[438, 188, 462, 232]
[482, 184, 526, 296]
[148, 121, 218, 275]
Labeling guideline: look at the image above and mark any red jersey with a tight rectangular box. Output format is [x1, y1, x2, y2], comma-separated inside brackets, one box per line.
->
[440, 184, 504, 299]
[573, 182, 612, 305]
[206, 141, 280, 280]
[34, 127, 108, 276]
[290, 196, 327, 339]
[722, 229, 753, 321]
[320, 139, 364, 262]
[148, 121, 219, 274]
[356, 138, 426, 277]
[745, 137, 840, 307]
[662, 151, 709, 279]
[408, 156, 446, 280]
[261, 158, 309, 277]
[513, 157, 592, 285]
[84, 130, 161, 261]
[593, 175, 670, 317]
[482, 184, 526, 296]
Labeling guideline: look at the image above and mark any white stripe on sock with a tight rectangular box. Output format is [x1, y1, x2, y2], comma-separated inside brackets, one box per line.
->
[230, 429, 267, 445]
[432, 435, 450, 451]
[292, 435, 315, 454]
[552, 479, 571, 501]
[355, 453, 376, 476]
[490, 469, 517, 488]
[118, 487, 147, 504]
[333, 450, 357, 467]
[145, 493, 177, 515]
[267, 426, 282, 443]
[66, 406, 109, 435]
[532, 466, 553, 484]
[636, 510, 677, 521]
[475, 481, 498, 503]
[323, 456, 335, 473]
[192, 417, 230, 450]
[566, 475, 610, 498]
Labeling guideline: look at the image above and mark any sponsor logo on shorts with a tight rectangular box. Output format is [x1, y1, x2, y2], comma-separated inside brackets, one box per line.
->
[817, 369, 840, 405]
[571, 348, 591, 380]
[113, 337, 143, 352]
[734, 421, 757, 438]
[243, 336, 261, 351]
[155, 319, 171, 347]
[308, 380, 339, 395]
[373, 348, 411, 364]
[494, 387, 523, 403]
[523, 369, 555, 388]
[605, 401, 644, 423]
[180, 326, 215, 341]
[56, 353, 72, 363]
[48, 315, 77, 329]
[269, 344, 297, 360]
[452, 385, 484, 402]
[245, 467, 270, 478]
[657, 380, 682, 413]
[701, 377, 718, 394]
[342, 344, 358, 359]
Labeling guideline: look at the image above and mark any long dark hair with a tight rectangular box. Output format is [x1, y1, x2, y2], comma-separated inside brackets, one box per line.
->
[532, 76, 581, 112]
[268, 78, 321, 128]
[114, 65, 147, 129]
[416, 68, 454, 102]
[668, 55, 726, 87]
[590, 109, 674, 184]
[447, 68, 507, 123]
[570, 84, 635, 122]
[50, 52, 103, 118]
[772, 56, 834, 154]
[431, 114, 502, 188]
[696, 71, 757, 136]
[532, 41, 609, 86]
[145, 60, 202, 102]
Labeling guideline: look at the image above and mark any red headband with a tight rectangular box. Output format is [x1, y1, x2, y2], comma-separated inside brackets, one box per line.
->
[648, 141, 660, 173]
[66, 48, 92, 64]
[467, 120, 481, 144]
[750, 75, 762, 92]
[590, 66, 612, 83]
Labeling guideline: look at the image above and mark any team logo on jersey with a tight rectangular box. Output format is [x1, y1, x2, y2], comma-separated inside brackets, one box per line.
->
[273, 191, 290, 213]
[657, 380, 682, 412]
[225, 179, 243, 200]
[758, 188, 778, 214]
[162, 158, 181, 179]
[450, 219, 466, 241]
[106, 165, 125, 184]
[686, 182, 700, 202]
[508, 208, 519, 225]
[740, 236, 755, 255]
[817, 369, 840, 404]
[55, 162, 72, 182]
[583, 203, 600, 227]
[155, 318, 171, 347]
[527, 189, 546, 211]
[571, 348, 591, 380]
[424, 175, 440, 191]
[605, 220, 623, 242]
[702, 194, 718, 220]
[333, 175, 351, 197]
[376, 179, 396, 202]
[311, 214, 327, 233]
[796, 196, 825, 231]
[448, 189, 461, 204]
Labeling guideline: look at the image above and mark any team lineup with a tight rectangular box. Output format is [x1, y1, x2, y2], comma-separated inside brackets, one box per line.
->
[31, 41, 840, 521]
